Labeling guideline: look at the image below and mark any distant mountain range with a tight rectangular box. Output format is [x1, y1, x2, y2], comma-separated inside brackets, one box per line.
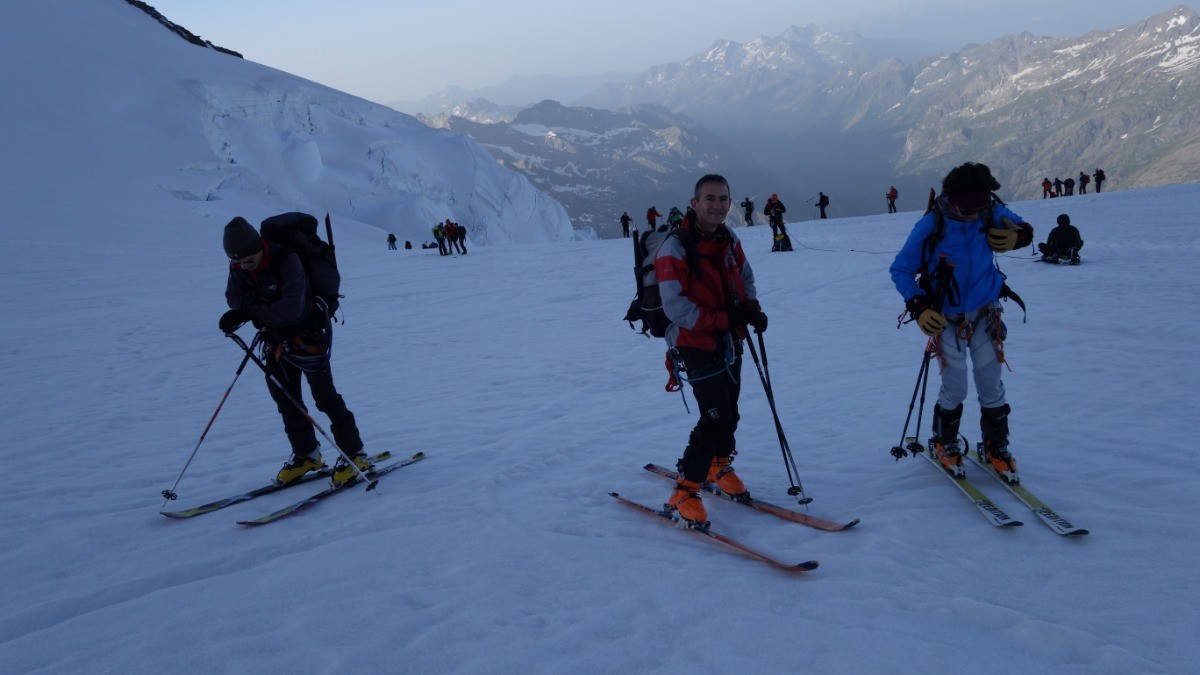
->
[413, 6, 1200, 233]
[421, 100, 776, 235]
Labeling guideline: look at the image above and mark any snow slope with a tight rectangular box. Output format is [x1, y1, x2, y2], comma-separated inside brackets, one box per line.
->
[0, 0, 573, 251]
[3, 177, 1199, 672]
[1, 1, 1198, 673]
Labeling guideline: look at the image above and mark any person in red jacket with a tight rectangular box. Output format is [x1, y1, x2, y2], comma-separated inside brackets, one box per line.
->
[646, 206, 662, 227]
[655, 174, 767, 527]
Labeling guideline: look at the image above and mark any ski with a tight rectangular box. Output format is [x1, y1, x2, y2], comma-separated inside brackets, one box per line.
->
[967, 445, 1089, 536]
[161, 451, 393, 519]
[609, 492, 818, 572]
[236, 452, 426, 526]
[642, 464, 859, 531]
[906, 438, 1023, 528]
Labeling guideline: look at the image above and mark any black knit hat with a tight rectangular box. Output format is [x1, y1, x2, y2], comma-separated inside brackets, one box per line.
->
[1057, 214, 1070, 225]
[223, 217, 262, 260]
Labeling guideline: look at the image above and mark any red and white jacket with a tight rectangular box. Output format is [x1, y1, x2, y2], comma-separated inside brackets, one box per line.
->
[654, 221, 757, 351]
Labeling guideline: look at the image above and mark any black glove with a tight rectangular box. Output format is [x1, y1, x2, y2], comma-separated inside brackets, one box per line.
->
[905, 295, 930, 317]
[219, 308, 255, 333]
[726, 304, 753, 330]
[750, 311, 768, 334]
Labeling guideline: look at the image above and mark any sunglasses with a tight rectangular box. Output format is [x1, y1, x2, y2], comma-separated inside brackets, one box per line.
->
[230, 253, 259, 264]
[956, 205, 988, 217]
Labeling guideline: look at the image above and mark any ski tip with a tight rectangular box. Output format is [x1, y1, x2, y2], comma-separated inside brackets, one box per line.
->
[793, 560, 820, 571]
[1065, 529, 1090, 537]
[1001, 520, 1025, 527]
[842, 518, 862, 530]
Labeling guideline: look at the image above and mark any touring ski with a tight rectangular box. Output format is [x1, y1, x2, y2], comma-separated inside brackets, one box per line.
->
[967, 445, 1088, 536]
[237, 452, 426, 526]
[642, 464, 859, 531]
[161, 451, 393, 519]
[907, 438, 1023, 528]
[610, 492, 818, 572]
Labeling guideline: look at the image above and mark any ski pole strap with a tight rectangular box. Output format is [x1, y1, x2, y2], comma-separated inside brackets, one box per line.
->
[998, 283, 1027, 322]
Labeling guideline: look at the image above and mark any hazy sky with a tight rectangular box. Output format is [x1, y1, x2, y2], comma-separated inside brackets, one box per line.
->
[149, 0, 1197, 104]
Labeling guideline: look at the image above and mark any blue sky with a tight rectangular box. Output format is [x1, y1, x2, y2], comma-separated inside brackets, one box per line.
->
[149, 0, 1198, 104]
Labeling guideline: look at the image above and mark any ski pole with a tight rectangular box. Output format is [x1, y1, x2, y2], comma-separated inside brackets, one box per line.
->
[228, 331, 380, 493]
[890, 341, 934, 459]
[743, 331, 810, 505]
[161, 333, 261, 504]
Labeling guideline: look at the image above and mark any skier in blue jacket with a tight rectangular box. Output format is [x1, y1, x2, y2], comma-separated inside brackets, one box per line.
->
[889, 162, 1033, 484]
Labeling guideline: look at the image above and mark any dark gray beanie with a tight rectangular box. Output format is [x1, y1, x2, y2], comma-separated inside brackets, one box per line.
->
[223, 217, 262, 259]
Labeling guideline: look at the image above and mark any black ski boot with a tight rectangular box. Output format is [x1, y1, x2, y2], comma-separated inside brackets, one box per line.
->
[931, 403, 965, 478]
[980, 404, 1018, 484]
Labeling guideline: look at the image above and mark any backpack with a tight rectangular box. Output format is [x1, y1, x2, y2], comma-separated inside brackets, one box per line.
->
[623, 224, 694, 338]
[916, 193, 1025, 317]
[259, 212, 342, 316]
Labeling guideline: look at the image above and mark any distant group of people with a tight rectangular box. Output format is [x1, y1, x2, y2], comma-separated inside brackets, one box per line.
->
[624, 205, 689, 237]
[385, 219, 468, 254]
[1041, 169, 1106, 198]
[431, 219, 468, 255]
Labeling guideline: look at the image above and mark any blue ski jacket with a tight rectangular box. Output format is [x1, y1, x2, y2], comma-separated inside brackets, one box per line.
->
[890, 201, 1028, 315]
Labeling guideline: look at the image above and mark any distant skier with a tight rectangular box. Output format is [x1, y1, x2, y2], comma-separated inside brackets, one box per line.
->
[432, 222, 448, 255]
[817, 192, 830, 219]
[764, 194, 791, 251]
[387, 233, 397, 250]
[620, 211, 632, 238]
[1078, 171, 1090, 195]
[740, 197, 754, 225]
[886, 186, 899, 213]
[1063, 177, 1075, 196]
[455, 222, 468, 254]
[1093, 168, 1106, 193]
[1041, 178, 1053, 199]
[1053, 177, 1063, 197]
[646, 206, 661, 228]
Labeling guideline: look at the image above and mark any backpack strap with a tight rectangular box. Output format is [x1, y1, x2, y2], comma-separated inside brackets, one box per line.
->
[669, 227, 703, 278]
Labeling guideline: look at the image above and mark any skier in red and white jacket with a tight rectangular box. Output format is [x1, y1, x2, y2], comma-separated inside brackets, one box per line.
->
[654, 173, 767, 527]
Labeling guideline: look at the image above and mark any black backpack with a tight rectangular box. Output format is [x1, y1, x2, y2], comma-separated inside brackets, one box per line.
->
[260, 212, 342, 316]
[624, 224, 700, 338]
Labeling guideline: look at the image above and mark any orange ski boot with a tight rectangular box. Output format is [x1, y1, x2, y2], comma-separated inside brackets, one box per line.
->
[667, 477, 708, 527]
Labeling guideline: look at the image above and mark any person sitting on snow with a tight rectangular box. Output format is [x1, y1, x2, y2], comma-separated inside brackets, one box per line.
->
[1038, 214, 1083, 265]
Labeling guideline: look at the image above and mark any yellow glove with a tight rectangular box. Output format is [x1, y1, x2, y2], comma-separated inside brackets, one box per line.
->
[917, 308, 947, 336]
[988, 217, 1031, 252]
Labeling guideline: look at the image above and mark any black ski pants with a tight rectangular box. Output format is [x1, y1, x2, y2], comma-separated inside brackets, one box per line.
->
[265, 353, 363, 458]
[678, 344, 743, 483]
